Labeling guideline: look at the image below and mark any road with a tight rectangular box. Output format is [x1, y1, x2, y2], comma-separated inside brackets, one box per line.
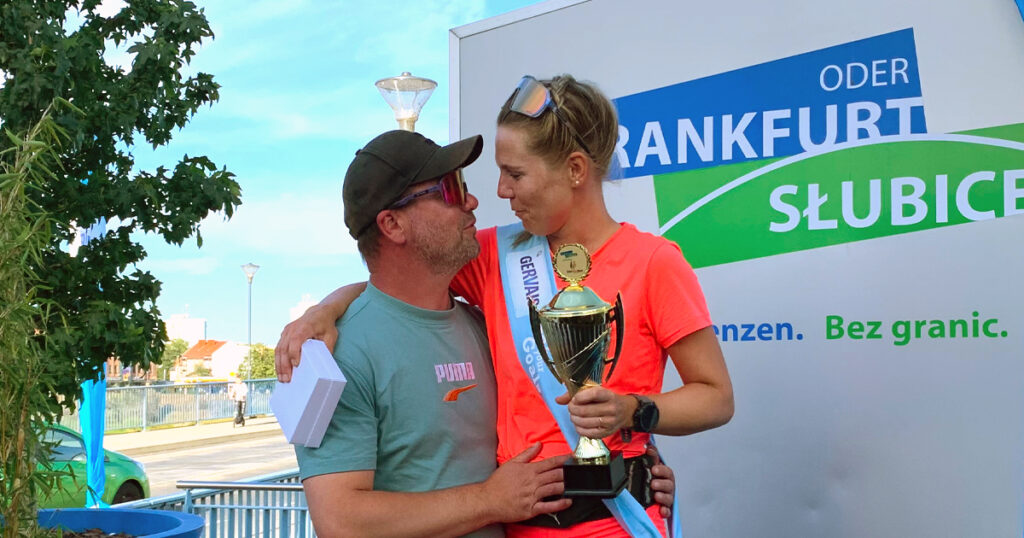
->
[137, 434, 298, 497]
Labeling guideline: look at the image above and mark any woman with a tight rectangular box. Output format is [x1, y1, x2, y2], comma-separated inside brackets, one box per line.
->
[278, 75, 733, 537]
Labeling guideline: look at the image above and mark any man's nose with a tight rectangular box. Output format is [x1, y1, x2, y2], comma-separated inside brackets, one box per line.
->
[464, 192, 479, 211]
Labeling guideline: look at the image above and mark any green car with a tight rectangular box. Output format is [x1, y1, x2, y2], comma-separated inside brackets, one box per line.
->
[38, 425, 150, 508]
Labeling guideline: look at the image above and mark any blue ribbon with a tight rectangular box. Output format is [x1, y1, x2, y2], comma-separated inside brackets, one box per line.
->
[496, 222, 674, 538]
[1017, 0, 1024, 21]
[79, 376, 108, 507]
[77, 217, 108, 508]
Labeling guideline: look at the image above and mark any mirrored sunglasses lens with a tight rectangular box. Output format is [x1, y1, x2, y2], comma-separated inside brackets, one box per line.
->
[510, 79, 549, 117]
[441, 171, 466, 206]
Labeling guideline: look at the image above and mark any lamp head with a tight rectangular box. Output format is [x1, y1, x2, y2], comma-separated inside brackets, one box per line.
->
[241, 262, 260, 283]
[375, 72, 437, 131]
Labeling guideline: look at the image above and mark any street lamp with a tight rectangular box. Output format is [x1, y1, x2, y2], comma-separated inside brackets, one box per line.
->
[241, 262, 260, 380]
[375, 72, 437, 131]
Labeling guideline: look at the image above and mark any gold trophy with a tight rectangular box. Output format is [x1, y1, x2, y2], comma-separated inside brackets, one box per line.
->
[528, 243, 626, 497]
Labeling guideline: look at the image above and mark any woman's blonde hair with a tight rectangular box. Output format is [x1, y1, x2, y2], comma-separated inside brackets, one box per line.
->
[497, 74, 618, 178]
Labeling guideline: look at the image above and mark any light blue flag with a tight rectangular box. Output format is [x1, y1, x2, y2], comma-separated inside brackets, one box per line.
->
[78, 376, 108, 507]
[76, 217, 108, 507]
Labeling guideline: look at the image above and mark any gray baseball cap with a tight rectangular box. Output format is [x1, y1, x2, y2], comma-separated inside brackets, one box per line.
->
[343, 130, 483, 238]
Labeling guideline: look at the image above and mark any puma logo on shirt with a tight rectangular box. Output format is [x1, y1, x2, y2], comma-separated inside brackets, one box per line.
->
[443, 384, 478, 402]
[434, 361, 476, 383]
[436, 362, 478, 402]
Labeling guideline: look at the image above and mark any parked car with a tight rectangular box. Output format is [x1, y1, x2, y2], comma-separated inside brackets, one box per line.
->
[38, 424, 150, 507]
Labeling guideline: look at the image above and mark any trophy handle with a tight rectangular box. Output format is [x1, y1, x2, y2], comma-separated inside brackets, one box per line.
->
[603, 293, 625, 384]
[528, 298, 564, 385]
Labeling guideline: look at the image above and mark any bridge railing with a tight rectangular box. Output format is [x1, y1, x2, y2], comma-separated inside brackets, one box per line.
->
[59, 379, 276, 432]
[116, 468, 315, 538]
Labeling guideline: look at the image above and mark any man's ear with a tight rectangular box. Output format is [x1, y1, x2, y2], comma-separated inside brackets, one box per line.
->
[376, 209, 408, 245]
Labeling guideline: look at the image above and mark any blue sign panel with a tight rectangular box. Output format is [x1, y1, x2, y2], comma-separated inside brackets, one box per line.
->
[611, 28, 927, 178]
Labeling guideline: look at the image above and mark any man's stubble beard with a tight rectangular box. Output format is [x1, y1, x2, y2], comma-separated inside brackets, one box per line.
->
[408, 219, 480, 276]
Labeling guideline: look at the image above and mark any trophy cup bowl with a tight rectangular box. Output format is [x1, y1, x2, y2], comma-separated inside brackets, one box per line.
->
[528, 244, 626, 497]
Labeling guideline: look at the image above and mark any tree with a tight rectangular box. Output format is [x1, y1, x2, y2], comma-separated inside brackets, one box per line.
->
[0, 1, 240, 407]
[0, 2, 239, 533]
[158, 338, 189, 381]
[188, 363, 211, 378]
[239, 343, 276, 380]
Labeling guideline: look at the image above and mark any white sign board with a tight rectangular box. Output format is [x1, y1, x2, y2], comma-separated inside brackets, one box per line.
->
[452, 1, 1024, 536]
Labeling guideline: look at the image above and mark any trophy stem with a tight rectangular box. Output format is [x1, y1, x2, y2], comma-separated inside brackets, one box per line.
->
[568, 379, 600, 399]
[574, 436, 612, 464]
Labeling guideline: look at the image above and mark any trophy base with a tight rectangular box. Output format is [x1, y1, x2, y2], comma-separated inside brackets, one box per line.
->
[563, 450, 627, 498]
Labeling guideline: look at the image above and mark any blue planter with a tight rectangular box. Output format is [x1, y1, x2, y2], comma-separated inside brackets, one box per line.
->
[38, 508, 204, 538]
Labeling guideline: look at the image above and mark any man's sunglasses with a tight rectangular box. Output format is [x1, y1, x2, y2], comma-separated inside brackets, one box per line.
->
[389, 168, 468, 209]
[505, 75, 594, 159]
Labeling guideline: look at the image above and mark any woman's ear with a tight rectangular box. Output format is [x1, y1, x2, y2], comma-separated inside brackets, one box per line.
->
[566, 151, 590, 187]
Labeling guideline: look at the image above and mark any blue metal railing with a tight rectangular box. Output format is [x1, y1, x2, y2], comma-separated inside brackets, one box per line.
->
[59, 379, 276, 432]
[116, 469, 315, 538]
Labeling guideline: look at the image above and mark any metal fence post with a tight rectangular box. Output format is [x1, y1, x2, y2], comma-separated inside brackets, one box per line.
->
[141, 385, 149, 431]
[194, 385, 200, 425]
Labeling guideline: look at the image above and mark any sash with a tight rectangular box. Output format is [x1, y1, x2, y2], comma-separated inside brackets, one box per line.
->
[496, 222, 680, 538]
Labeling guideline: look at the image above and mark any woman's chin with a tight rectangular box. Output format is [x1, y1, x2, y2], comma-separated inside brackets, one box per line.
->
[520, 218, 544, 236]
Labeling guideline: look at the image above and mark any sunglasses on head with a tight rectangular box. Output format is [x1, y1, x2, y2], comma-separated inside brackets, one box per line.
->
[505, 75, 594, 159]
[389, 168, 468, 209]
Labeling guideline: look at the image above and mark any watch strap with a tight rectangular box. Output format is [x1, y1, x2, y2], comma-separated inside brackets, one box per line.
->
[630, 393, 658, 433]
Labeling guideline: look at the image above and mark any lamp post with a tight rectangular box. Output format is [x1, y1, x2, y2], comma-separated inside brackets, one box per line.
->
[241, 263, 260, 380]
[375, 72, 437, 131]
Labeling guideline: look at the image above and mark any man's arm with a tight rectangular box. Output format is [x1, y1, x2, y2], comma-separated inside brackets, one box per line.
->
[304, 443, 571, 538]
[275, 282, 366, 382]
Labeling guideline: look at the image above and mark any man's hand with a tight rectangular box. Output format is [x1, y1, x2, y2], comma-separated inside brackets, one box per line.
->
[479, 443, 572, 522]
[556, 386, 634, 440]
[274, 304, 340, 382]
[647, 445, 676, 518]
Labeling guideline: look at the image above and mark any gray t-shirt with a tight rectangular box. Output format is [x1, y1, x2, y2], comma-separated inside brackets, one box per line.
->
[296, 283, 500, 536]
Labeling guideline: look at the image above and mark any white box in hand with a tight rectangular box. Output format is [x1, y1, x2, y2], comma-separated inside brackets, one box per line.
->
[271, 339, 346, 448]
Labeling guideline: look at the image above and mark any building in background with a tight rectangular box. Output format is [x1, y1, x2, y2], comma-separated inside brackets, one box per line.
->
[174, 340, 248, 381]
[104, 357, 158, 383]
[166, 312, 207, 347]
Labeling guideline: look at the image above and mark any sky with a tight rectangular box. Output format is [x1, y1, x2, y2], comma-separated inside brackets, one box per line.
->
[115, 0, 541, 348]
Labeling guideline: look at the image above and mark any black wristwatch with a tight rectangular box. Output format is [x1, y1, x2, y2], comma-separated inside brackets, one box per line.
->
[630, 394, 660, 433]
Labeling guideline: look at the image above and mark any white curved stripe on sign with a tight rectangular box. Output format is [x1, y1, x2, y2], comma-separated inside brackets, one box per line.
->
[658, 133, 1024, 235]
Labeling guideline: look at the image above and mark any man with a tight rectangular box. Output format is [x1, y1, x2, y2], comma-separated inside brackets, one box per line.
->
[294, 130, 570, 538]
[228, 375, 248, 427]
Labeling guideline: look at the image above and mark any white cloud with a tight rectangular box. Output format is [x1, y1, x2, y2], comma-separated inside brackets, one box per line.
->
[345, 1, 487, 67]
[289, 293, 318, 321]
[143, 256, 221, 276]
[213, 0, 311, 27]
[196, 188, 359, 259]
[64, 0, 128, 33]
[209, 86, 431, 142]
[94, 0, 127, 18]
